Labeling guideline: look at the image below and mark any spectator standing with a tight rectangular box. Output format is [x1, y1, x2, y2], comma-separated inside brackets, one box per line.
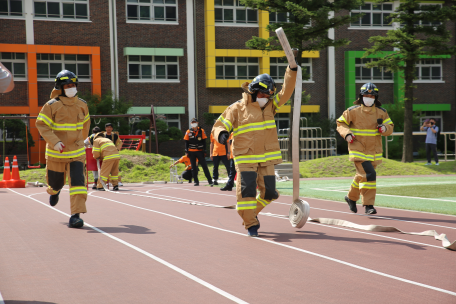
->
[420, 118, 440, 166]
[210, 133, 230, 185]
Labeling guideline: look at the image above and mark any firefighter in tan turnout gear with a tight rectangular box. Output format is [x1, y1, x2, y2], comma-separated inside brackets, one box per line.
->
[336, 83, 394, 215]
[212, 67, 297, 237]
[36, 70, 90, 228]
[92, 132, 121, 191]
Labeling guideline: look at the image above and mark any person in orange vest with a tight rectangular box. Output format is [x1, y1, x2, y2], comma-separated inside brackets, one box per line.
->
[184, 118, 213, 186]
[169, 153, 199, 183]
[221, 132, 236, 191]
[210, 133, 229, 185]
[36, 70, 90, 228]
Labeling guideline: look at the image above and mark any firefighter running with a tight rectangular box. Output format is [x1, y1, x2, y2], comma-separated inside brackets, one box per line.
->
[212, 67, 297, 237]
[36, 70, 90, 228]
[92, 132, 121, 191]
[336, 83, 394, 215]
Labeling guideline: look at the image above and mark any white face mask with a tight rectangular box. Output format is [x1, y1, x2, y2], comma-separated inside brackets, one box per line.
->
[363, 97, 375, 107]
[191, 123, 198, 128]
[64, 87, 77, 98]
[256, 98, 269, 107]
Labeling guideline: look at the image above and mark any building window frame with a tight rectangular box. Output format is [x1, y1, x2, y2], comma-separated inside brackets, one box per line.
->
[415, 3, 442, 27]
[355, 58, 393, 83]
[414, 59, 442, 82]
[163, 114, 180, 129]
[215, 57, 259, 80]
[270, 57, 313, 83]
[0, 0, 24, 18]
[214, 0, 258, 26]
[33, 0, 90, 21]
[36, 53, 91, 81]
[0, 52, 27, 81]
[126, 0, 178, 24]
[420, 111, 443, 132]
[350, 2, 394, 28]
[127, 55, 180, 83]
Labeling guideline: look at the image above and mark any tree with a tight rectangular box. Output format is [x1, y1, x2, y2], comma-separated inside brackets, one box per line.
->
[241, 0, 364, 161]
[1, 116, 34, 156]
[79, 91, 133, 135]
[363, 0, 456, 162]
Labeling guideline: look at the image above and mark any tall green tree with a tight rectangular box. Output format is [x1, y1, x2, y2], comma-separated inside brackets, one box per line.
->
[241, 0, 364, 160]
[363, 1, 456, 162]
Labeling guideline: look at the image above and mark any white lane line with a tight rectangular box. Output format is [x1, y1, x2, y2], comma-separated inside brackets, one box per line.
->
[134, 187, 456, 231]
[99, 190, 443, 249]
[87, 193, 456, 297]
[323, 181, 456, 189]
[8, 189, 248, 304]
[311, 188, 456, 203]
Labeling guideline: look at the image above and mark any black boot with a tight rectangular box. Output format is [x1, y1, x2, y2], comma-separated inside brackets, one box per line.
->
[92, 178, 98, 190]
[113, 185, 119, 191]
[49, 191, 60, 207]
[220, 184, 233, 191]
[194, 180, 199, 186]
[365, 205, 377, 215]
[344, 196, 357, 213]
[69, 213, 84, 228]
[213, 180, 218, 185]
[188, 179, 192, 183]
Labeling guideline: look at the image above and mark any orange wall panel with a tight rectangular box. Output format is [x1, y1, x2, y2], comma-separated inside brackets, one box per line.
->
[78, 46, 92, 54]
[64, 46, 78, 54]
[35, 45, 51, 53]
[50, 45, 65, 53]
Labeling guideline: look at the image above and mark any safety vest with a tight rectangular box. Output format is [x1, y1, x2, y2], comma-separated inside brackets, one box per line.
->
[187, 128, 205, 150]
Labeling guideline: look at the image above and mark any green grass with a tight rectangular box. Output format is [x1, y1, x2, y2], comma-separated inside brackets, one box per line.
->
[298, 156, 456, 178]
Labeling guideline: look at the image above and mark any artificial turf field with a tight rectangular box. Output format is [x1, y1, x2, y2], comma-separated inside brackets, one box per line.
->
[275, 175, 456, 215]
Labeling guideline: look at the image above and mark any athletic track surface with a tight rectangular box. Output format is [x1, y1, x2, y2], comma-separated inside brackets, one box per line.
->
[1, 183, 455, 304]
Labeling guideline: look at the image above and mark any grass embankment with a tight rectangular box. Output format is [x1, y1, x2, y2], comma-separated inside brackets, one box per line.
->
[1, 150, 229, 183]
[298, 155, 456, 178]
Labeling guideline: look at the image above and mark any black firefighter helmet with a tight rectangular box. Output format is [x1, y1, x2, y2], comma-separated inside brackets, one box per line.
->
[248, 74, 276, 95]
[54, 70, 78, 90]
[359, 82, 379, 99]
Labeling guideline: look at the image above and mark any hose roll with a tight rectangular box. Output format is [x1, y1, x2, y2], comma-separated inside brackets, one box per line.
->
[289, 199, 310, 228]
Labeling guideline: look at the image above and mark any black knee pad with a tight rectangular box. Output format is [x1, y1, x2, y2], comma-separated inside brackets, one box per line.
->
[263, 175, 278, 200]
[240, 171, 257, 198]
[70, 161, 85, 186]
[47, 170, 65, 190]
[361, 161, 376, 181]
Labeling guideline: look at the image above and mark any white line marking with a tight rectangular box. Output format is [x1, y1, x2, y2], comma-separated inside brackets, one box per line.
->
[86, 193, 456, 297]
[0, 289, 4, 304]
[323, 181, 456, 189]
[311, 188, 456, 203]
[8, 189, 249, 304]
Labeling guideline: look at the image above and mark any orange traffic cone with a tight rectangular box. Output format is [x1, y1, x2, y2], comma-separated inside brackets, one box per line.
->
[6, 156, 25, 188]
[0, 157, 11, 188]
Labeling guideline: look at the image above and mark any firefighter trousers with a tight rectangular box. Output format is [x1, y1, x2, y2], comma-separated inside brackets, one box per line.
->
[46, 159, 87, 215]
[97, 158, 120, 188]
[235, 163, 278, 229]
[348, 161, 377, 206]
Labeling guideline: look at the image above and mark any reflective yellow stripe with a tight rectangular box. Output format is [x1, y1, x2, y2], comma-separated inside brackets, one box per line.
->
[237, 201, 257, 210]
[234, 151, 282, 165]
[103, 154, 120, 160]
[348, 151, 374, 161]
[337, 115, 349, 125]
[101, 142, 115, 150]
[37, 113, 55, 128]
[46, 147, 86, 159]
[360, 181, 376, 189]
[350, 128, 379, 136]
[38, 113, 83, 131]
[351, 180, 359, 188]
[101, 176, 109, 181]
[110, 175, 118, 180]
[93, 147, 101, 152]
[256, 194, 270, 207]
[383, 118, 393, 125]
[375, 153, 383, 160]
[233, 120, 276, 136]
[60, 76, 69, 80]
[218, 115, 233, 132]
[273, 94, 281, 109]
[69, 186, 87, 196]
[83, 113, 90, 124]
[259, 82, 267, 88]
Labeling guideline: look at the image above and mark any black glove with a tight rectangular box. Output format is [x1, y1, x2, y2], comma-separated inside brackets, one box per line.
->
[289, 59, 299, 71]
[218, 132, 229, 145]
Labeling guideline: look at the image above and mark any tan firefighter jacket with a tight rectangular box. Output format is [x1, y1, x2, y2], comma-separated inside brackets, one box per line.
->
[336, 104, 394, 164]
[36, 89, 90, 163]
[92, 135, 120, 161]
[212, 67, 297, 168]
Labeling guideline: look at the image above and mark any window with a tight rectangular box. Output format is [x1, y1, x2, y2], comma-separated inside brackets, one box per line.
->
[355, 58, 392, 81]
[36, 54, 91, 80]
[415, 59, 442, 81]
[214, 0, 257, 24]
[0, 52, 26, 79]
[127, 0, 177, 22]
[275, 113, 290, 132]
[415, 4, 441, 26]
[351, 3, 393, 27]
[269, 11, 293, 23]
[163, 114, 180, 129]
[0, 0, 23, 17]
[270, 57, 312, 82]
[128, 55, 179, 81]
[34, 0, 89, 20]
[216, 57, 259, 80]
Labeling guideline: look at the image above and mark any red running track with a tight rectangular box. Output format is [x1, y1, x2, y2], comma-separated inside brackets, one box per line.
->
[0, 183, 455, 304]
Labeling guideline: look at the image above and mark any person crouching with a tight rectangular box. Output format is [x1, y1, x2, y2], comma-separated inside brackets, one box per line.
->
[92, 132, 121, 191]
